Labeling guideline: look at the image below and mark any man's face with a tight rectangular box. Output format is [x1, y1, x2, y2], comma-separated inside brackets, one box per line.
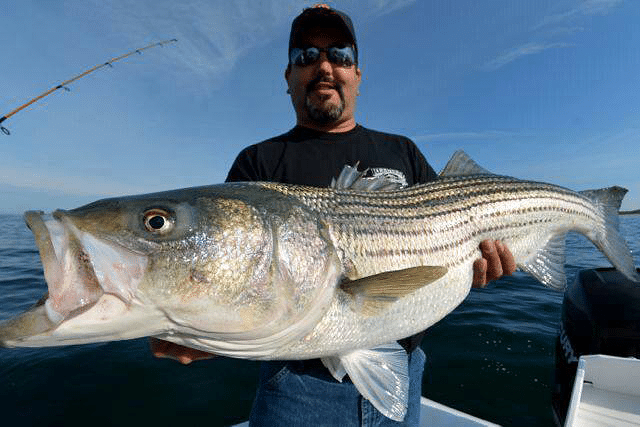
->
[285, 27, 361, 128]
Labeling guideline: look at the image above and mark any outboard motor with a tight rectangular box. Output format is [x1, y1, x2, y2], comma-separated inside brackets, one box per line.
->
[552, 267, 640, 426]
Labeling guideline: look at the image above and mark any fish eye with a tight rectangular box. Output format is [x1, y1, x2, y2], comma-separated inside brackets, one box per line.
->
[142, 209, 174, 233]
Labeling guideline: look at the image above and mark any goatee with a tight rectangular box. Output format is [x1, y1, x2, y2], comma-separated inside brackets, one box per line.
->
[305, 77, 345, 125]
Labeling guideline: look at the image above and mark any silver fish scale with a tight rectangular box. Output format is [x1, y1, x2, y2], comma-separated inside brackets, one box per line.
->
[257, 175, 600, 273]
[253, 176, 611, 358]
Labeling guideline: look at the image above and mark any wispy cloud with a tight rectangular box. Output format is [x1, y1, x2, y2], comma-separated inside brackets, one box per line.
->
[534, 0, 623, 30]
[482, 0, 623, 71]
[80, 0, 416, 90]
[82, 0, 300, 87]
[363, 0, 417, 17]
[481, 42, 572, 72]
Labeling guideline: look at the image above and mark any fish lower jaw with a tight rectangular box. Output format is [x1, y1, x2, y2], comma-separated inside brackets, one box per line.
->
[10, 298, 167, 348]
[53, 294, 130, 329]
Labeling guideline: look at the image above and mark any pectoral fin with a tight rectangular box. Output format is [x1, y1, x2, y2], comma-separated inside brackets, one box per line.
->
[340, 266, 447, 316]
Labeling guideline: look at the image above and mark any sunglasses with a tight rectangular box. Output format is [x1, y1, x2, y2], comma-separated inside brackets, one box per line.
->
[289, 44, 356, 67]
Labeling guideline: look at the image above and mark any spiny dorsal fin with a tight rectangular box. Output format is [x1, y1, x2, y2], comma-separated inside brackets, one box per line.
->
[331, 164, 403, 191]
[340, 266, 447, 316]
[439, 150, 492, 177]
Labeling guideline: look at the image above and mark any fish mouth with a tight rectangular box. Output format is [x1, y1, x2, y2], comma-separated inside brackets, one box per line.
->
[24, 210, 105, 324]
[0, 211, 148, 346]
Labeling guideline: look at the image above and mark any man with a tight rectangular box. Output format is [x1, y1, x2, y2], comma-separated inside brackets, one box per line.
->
[152, 4, 516, 425]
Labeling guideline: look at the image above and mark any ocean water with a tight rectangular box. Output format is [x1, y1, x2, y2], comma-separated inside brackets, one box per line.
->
[0, 213, 638, 426]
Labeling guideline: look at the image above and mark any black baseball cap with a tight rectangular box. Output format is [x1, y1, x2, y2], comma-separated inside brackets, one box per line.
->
[288, 4, 358, 64]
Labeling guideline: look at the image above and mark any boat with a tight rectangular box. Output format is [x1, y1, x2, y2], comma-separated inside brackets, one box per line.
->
[553, 267, 640, 425]
[564, 354, 640, 426]
[231, 396, 500, 426]
[415, 396, 500, 426]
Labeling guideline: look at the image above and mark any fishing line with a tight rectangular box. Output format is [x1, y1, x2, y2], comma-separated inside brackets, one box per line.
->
[0, 38, 178, 135]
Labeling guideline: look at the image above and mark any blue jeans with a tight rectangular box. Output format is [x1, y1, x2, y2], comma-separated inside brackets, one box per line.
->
[248, 346, 426, 427]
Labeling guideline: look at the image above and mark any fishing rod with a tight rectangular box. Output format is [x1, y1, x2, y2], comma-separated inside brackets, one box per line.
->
[0, 38, 178, 135]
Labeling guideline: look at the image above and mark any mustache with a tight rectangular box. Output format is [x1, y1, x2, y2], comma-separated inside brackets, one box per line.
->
[306, 76, 343, 95]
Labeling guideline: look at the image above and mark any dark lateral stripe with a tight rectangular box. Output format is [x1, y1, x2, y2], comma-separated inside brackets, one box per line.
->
[347, 214, 558, 240]
[357, 218, 557, 267]
[260, 175, 577, 203]
[330, 181, 583, 207]
[321, 194, 600, 223]
[341, 176, 577, 201]
[258, 176, 600, 225]
[286, 180, 589, 213]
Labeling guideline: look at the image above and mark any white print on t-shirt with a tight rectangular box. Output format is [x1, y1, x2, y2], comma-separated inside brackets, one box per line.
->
[368, 168, 409, 188]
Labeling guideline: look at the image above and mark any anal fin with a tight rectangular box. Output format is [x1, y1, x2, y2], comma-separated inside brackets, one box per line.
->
[322, 342, 409, 421]
[520, 234, 567, 290]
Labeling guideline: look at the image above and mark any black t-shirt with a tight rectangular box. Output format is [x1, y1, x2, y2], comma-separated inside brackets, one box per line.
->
[225, 124, 438, 352]
[226, 125, 437, 186]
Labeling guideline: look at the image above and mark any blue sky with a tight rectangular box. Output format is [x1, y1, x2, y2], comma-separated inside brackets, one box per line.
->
[2, 0, 639, 213]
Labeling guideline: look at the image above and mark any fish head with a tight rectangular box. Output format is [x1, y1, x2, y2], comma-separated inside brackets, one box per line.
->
[1, 185, 341, 353]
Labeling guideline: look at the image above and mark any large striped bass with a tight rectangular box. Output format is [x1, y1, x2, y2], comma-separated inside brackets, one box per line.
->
[1, 151, 638, 420]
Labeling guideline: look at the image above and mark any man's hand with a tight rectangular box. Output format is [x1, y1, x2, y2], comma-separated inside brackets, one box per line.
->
[149, 337, 217, 365]
[472, 240, 516, 288]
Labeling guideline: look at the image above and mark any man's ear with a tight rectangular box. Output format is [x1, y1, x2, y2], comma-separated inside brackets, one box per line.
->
[284, 65, 291, 84]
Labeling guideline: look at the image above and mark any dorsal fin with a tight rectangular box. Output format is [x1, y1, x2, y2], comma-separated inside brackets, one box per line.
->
[331, 164, 403, 191]
[439, 150, 492, 177]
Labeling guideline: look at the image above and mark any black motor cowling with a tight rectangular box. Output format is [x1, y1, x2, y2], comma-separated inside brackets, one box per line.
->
[552, 267, 640, 425]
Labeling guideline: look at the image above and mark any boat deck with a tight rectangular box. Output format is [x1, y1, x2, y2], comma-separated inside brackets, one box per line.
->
[232, 396, 500, 426]
[564, 355, 640, 427]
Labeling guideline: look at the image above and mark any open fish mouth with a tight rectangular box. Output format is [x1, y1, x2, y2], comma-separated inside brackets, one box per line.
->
[0, 211, 149, 346]
[24, 210, 105, 324]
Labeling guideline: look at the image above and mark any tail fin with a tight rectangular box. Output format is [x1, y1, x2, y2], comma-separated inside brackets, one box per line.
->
[579, 186, 627, 230]
[580, 186, 640, 283]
